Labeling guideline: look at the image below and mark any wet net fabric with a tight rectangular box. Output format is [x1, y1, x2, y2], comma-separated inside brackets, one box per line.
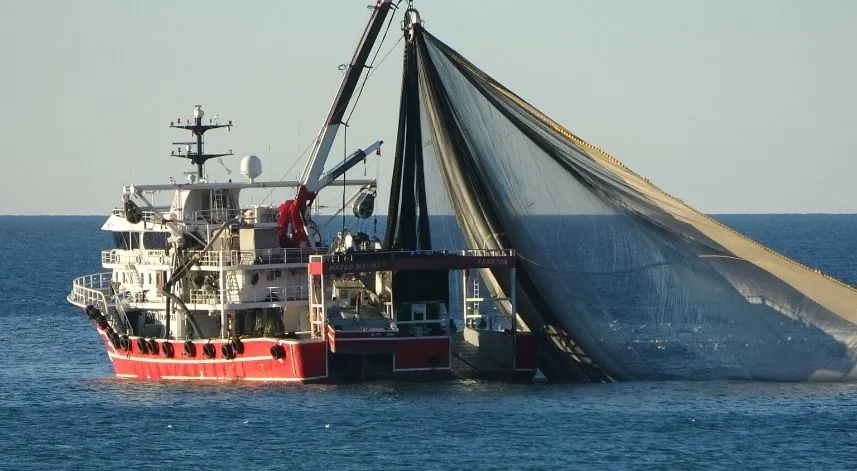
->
[411, 29, 857, 381]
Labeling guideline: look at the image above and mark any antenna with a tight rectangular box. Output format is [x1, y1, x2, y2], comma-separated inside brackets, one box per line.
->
[169, 105, 233, 178]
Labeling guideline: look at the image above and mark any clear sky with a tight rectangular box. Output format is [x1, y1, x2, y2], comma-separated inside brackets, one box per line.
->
[1, 0, 855, 215]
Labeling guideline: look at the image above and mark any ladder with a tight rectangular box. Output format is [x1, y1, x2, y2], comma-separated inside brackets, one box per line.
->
[224, 271, 241, 303]
[472, 277, 481, 313]
[211, 189, 225, 210]
[126, 269, 143, 289]
[210, 189, 228, 223]
[112, 296, 135, 334]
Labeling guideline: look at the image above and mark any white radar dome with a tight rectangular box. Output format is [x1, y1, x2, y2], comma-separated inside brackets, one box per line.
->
[240, 155, 263, 182]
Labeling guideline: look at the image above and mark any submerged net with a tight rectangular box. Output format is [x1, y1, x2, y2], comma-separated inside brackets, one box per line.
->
[408, 27, 857, 381]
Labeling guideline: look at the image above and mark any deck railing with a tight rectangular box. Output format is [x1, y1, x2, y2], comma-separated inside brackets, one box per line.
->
[111, 205, 281, 225]
[321, 248, 515, 264]
[110, 208, 164, 223]
[188, 284, 309, 305]
[68, 272, 112, 310]
[193, 248, 325, 267]
[102, 249, 169, 266]
[103, 247, 325, 270]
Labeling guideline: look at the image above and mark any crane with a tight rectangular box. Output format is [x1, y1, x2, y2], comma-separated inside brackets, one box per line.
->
[278, 0, 395, 248]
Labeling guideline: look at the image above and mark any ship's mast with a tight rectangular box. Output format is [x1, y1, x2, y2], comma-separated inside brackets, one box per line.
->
[170, 105, 233, 179]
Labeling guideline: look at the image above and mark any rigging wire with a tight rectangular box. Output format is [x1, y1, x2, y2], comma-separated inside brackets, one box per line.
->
[341, 125, 347, 236]
[343, 2, 401, 126]
[374, 151, 380, 238]
[369, 36, 404, 80]
[258, 140, 315, 206]
[262, 2, 402, 211]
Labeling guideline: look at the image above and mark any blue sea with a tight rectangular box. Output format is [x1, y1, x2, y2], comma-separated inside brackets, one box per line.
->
[2, 214, 857, 470]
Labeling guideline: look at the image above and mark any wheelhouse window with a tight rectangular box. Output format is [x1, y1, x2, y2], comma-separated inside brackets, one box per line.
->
[142, 232, 168, 250]
[113, 232, 130, 250]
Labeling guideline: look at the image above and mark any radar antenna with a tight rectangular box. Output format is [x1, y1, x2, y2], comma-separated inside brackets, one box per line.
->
[169, 105, 234, 179]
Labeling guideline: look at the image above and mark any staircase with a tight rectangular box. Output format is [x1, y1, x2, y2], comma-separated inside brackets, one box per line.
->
[224, 271, 241, 303]
[112, 298, 134, 334]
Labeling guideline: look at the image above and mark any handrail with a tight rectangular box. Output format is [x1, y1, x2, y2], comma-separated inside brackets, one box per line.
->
[192, 248, 326, 267]
[68, 272, 112, 308]
[68, 272, 135, 333]
[188, 284, 309, 305]
[317, 248, 515, 264]
[110, 205, 280, 225]
[102, 249, 169, 266]
[110, 208, 165, 223]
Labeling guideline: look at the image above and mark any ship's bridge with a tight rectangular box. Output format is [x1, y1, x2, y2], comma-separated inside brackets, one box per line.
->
[170, 182, 240, 225]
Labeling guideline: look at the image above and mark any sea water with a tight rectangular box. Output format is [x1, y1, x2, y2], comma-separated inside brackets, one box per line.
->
[1, 215, 856, 470]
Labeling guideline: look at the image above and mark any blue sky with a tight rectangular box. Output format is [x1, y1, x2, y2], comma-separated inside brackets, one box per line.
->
[1, 0, 855, 214]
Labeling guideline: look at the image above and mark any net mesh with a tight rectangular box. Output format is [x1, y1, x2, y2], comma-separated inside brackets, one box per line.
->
[412, 28, 857, 381]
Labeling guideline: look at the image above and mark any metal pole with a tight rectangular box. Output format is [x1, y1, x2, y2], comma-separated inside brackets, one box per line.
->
[319, 271, 326, 338]
[510, 266, 517, 370]
[195, 112, 204, 178]
[462, 270, 468, 328]
[219, 250, 226, 338]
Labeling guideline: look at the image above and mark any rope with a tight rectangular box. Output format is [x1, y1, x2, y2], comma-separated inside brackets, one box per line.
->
[368, 36, 404, 80]
[343, 3, 400, 126]
[374, 151, 380, 237]
[258, 140, 314, 206]
[262, 1, 402, 209]
[341, 125, 347, 236]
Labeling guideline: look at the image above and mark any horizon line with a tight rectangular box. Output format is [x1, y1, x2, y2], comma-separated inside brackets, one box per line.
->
[3, 212, 857, 217]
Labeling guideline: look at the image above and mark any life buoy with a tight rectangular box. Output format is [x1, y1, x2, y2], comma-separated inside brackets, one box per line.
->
[135, 253, 143, 264]
[146, 338, 159, 355]
[162, 341, 174, 358]
[159, 254, 166, 265]
[120, 335, 130, 351]
[269, 344, 285, 360]
[230, 337, 244, 355]
[221, 344, 235, 360]
[136, 337, 149, 354]
[183, 340, 196, 357]
[202, 343, 216, 359]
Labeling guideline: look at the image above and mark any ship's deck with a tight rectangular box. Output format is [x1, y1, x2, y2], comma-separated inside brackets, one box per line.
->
[328, 303, 393, 332]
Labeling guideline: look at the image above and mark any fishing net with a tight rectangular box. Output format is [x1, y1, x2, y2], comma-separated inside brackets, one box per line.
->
[403, 27, 857, 381]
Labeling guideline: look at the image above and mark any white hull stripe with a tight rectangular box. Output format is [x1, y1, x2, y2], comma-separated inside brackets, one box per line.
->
[229, 337, 324, 345]
[392, 367, 452, 372]
[108, 351, 294, 364]
[151, 375, 328, 382]
[329, 336, 450, 342]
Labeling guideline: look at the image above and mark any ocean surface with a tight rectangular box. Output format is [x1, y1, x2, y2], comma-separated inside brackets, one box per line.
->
[2, 214, 857, 470]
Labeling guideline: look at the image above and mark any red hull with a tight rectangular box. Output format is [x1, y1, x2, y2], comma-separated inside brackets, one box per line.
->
[97, 330, 329, 382]
[328, 327, 451, 371]
[93, 326, 456, 382]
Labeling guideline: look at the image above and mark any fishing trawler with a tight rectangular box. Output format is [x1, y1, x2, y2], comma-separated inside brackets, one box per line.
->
[67, 2, 539, 383]
[73, 0, 857, 384]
